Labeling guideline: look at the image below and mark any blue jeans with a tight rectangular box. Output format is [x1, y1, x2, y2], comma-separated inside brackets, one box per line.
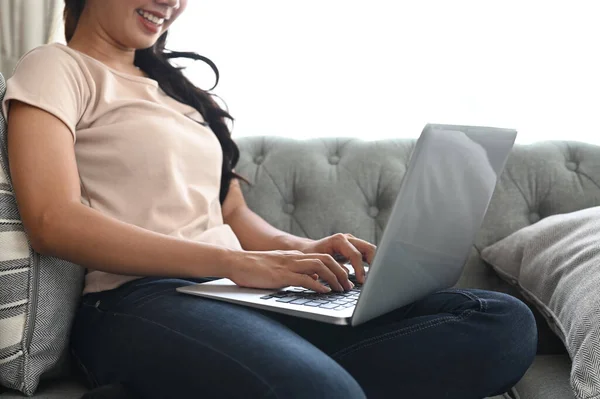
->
[70, 277, 537, 399]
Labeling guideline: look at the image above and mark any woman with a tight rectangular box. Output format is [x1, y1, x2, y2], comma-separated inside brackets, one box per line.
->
[2, 0, 537, 397]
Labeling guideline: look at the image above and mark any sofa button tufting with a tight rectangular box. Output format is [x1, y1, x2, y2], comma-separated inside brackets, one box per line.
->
[284, 203, 295, 214]
[529, 213, 540, 223]
[254, 155, 265, 164]
[368, 206, 379, 218]
[329, 155, 341, 165]
[566, 162, 578, 172]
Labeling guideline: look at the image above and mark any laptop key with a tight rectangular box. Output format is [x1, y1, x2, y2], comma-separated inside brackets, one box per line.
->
[290, 298, 311, 305]
[332, 300, 347, 306]
[303, 301, 322, 307]
[276, 296, 300, 303]
[259, 295, 273, 300]
[319, 303, 339, 309]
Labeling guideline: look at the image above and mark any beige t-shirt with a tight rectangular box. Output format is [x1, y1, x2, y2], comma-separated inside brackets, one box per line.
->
[2, 43, 242, 294]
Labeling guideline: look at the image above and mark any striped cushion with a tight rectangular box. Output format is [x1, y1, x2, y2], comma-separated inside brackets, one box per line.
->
[0, 73, 85, 395]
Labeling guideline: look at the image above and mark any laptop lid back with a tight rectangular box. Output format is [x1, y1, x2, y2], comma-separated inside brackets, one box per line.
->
[351, 124, 517, 326]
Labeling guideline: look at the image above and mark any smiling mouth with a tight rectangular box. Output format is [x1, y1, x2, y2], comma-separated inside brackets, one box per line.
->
[136, 9, 167, 26]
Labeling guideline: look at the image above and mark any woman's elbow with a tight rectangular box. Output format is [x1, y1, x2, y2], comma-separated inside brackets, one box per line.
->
[24, 207, 64, 256]
[24, 216, 50, 255]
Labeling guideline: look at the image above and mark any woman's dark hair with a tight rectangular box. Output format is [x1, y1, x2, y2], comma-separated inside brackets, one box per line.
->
[64, 0, 246, 204]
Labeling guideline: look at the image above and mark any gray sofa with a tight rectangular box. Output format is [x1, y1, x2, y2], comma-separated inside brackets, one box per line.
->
[1, 88, 598, 397]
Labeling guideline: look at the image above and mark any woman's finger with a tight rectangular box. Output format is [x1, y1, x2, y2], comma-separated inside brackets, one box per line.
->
[347, 237, 377, 265]
[315, 254, 353, 291]
[291, 273, 331, 293]
[331, 235, 366, 284]
[295, 259, 344, 292]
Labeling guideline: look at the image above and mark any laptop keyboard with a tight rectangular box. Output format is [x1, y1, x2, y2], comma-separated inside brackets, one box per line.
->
[259, 274, 363, 311]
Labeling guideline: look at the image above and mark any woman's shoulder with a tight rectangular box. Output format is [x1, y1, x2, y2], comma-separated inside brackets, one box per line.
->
[12, 43, 93, 90]
[4, 43, 94, 131]
[16, 43, 82, 70]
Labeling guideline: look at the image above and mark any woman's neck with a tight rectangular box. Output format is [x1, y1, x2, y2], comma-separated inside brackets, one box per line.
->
[67, 13, 143, 77]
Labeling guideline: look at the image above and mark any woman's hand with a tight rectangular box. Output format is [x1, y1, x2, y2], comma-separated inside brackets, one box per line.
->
[228, 250, 354, 293]
[297, 233, 377, 284]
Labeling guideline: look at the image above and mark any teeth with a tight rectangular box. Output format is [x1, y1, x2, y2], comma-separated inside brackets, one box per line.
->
[137, 10, 165, 25]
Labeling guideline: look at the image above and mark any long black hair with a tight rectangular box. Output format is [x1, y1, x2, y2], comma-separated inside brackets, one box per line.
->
[64, 0, 245, 204]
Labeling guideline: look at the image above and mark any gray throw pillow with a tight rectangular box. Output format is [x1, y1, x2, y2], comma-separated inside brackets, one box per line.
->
[0, 73, 85, 395]
[481, 206, 600, 399]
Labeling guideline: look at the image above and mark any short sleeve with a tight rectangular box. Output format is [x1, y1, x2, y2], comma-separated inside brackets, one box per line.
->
[1, 45, 89, 143]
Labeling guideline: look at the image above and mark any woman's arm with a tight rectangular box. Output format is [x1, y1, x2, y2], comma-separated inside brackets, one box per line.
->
[222, 178, 314, 251]
[7, 102, 354, 292]
[223, 175, 376, 284]
[9, 101, 235, 279]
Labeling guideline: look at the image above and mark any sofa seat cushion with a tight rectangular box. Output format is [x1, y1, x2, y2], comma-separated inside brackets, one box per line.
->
[0, 378, 86, 398]
[513, 355, 575, 399]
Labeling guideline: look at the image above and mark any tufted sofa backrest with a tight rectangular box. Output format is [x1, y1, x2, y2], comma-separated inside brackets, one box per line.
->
[235, 137, 600, 292]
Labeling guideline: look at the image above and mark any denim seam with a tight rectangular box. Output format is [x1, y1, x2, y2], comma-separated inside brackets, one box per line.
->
[333, 309, 475, 360]
[90, 306, 278, 398]
[125, 287, 182, 308]
[70, 348, 100, 388]
[438, 288, 487, 313]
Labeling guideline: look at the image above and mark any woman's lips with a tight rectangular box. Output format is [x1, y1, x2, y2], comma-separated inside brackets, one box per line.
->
[137, 12, 161, 34]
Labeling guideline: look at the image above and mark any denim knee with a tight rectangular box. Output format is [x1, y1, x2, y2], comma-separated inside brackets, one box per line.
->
[477, 290, 538, 389]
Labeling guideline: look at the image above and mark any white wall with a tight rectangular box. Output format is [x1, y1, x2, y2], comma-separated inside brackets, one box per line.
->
[168, 0, 600, 144]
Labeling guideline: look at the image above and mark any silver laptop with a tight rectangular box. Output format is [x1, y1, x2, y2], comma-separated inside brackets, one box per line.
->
[177, 124, 517, 326]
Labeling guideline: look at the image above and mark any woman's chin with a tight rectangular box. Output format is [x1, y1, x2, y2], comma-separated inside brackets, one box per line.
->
[137, 41, 159, 50]
[126, 36, 161, 51]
